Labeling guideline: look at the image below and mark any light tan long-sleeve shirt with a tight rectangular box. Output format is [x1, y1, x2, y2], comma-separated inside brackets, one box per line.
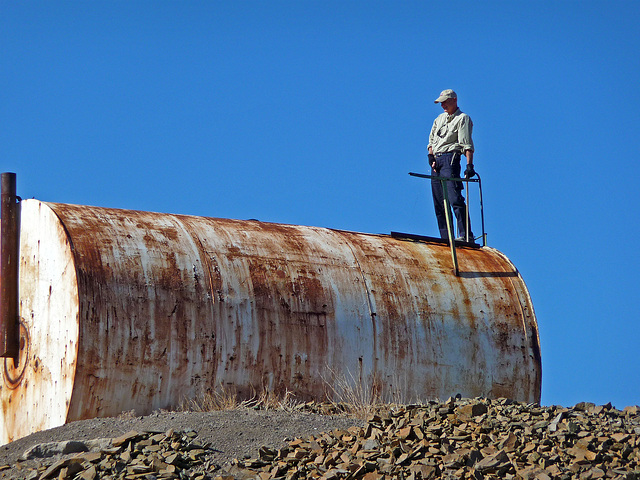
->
[428, 108, 474, 155]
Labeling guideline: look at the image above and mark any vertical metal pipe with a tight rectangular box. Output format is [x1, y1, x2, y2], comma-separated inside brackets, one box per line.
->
[464, 177, 470, 242]
[477, 174, 487, 247]
[1, 172, 19, 358]
[441, 179, 459, 276]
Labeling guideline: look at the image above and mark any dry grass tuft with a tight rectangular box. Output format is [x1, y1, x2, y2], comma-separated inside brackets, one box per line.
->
[117, 409, 138, 419]
[176, 372, 421, 419]
[178, 385, 301, 413]
[321, 369, 382, 418]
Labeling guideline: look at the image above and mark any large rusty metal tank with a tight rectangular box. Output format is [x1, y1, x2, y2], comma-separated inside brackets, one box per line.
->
[1, 199, 541, 444]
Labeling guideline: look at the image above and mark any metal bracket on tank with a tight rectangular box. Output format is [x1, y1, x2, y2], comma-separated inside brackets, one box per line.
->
[408, 172, 487, 276]
[3, 318, 29, 388]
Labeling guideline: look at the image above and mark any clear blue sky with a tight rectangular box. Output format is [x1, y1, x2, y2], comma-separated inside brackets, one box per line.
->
[2, 2, 638, 409]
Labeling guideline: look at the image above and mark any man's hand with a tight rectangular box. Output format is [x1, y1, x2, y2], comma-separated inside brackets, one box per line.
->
[464, 163, 476, 178]
[428, 153, 436, 170]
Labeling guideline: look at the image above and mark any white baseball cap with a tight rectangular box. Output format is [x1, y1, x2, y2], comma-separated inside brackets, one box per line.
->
[434, 89, 457, 103]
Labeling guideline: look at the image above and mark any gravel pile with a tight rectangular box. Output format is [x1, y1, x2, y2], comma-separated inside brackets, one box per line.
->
[0, 408, 362, 480]
[1, 398, 638, 480]
[231, 398, 640, 480]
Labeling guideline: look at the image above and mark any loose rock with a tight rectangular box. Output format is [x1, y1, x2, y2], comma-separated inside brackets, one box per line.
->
[233, 399, 640, 480]
[1, 399, 639, 479]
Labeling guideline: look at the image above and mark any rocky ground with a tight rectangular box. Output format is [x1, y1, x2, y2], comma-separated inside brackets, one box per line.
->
[0, 405, 362, 480]
[0, 398, 638, 480]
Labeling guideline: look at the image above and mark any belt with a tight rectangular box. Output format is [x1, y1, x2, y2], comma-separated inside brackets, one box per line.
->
[434, 151, 461, 157]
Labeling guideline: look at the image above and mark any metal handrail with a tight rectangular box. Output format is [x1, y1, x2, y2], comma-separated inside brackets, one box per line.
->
[409, 171, 486, 276]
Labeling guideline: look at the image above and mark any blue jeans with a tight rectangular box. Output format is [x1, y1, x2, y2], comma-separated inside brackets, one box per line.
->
[431, 152, 473, 240]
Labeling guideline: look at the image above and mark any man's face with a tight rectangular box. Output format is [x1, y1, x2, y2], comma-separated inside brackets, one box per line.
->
[440, 97, 457, 114]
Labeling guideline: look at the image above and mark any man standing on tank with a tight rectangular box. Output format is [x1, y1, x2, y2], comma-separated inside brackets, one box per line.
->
[427, 89, 476, 243]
